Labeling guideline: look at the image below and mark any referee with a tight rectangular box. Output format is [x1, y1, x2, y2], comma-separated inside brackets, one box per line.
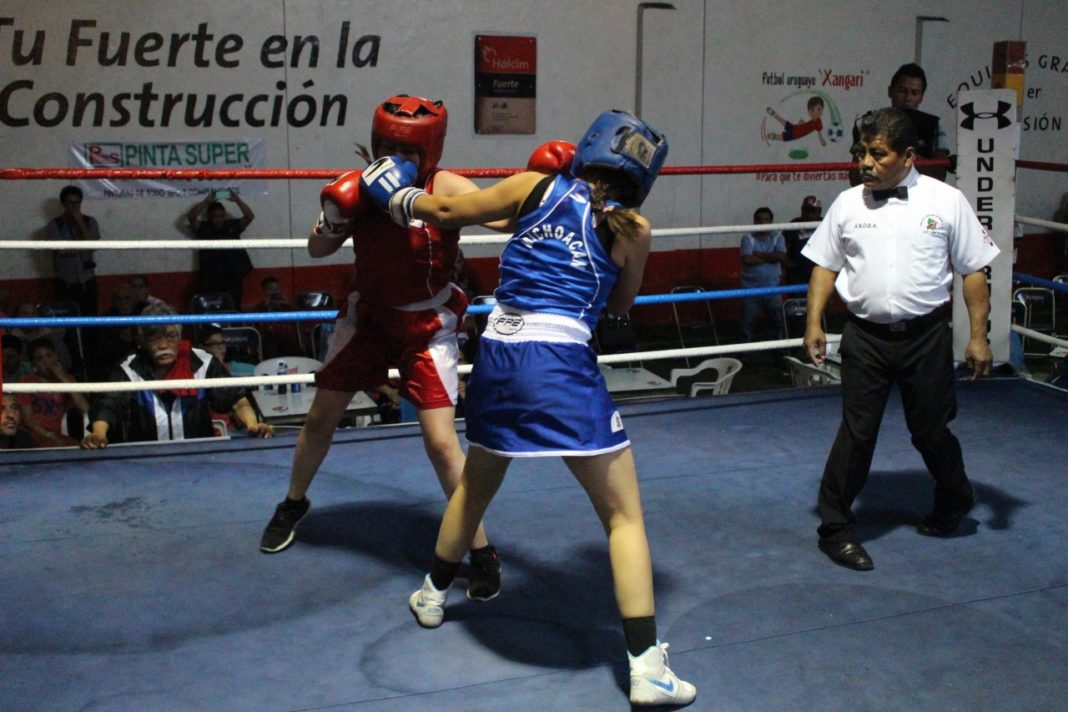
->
[801, 107, 1000, 571]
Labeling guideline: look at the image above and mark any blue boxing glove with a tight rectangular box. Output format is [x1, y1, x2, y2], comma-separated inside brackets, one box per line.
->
[360, 156, 425, 226]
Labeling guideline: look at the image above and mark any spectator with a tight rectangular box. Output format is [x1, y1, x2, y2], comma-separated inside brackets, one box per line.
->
[851, 63, 950, 184]
[253, 275, 301, 359]
[1054, 192, 1068, 273]
[1, 392, 35, 450]
[186, 191, 255, 309]
[17, 337, 89, 447]
[2, 334, 32, 381]
[199, 324, 255, 376]
[129, 274, 165, 307]
[47, 185, 100, 316]
[9, 302, 73, 371]
[256, 275, 290, 310]
[739, 206, 787, 342]
[784, 195, 823, 285]
[95, 281, 142, 378]
[197, 323, 256, 433]
[81, 304, 273, 448]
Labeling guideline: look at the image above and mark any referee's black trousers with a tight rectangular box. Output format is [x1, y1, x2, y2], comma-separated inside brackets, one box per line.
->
[817, 312, 971, 542]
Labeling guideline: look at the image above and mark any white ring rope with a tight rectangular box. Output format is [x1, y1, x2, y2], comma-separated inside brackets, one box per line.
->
[4, 216, 1062, 251]
[1010, 324, 1068, 349]
[0, 222, 823, 251]
[2, 336, 841, 394]
[1015, 216, 1068, 234]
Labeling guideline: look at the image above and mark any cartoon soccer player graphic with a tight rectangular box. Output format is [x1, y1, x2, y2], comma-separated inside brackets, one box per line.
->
[767, 96, 826, 146]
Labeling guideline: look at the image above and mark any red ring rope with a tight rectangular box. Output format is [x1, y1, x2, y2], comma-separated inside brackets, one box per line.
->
[0, 159, 957, 181]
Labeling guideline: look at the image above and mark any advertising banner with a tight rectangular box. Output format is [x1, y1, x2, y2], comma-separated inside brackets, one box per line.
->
[474, 34, 536, 135]
[68, 139, 268, 198]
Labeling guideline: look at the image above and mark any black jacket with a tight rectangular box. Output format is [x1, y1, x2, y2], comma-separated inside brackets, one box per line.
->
[91, 347, 250, 442]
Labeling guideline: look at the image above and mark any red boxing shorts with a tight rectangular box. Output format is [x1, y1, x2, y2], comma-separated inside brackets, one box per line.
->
[315, 284, 468, 409]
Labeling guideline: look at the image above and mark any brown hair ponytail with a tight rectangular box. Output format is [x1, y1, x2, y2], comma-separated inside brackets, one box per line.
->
[586, 171, 644, 243]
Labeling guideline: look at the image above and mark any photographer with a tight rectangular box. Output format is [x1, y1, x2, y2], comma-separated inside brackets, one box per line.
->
[187, 190, 255, 309]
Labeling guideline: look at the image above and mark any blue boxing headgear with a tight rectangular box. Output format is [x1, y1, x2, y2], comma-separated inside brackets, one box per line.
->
[571, 110, 669, 205]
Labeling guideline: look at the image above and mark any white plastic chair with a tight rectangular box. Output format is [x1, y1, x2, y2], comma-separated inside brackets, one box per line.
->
[669, 357, 743, 396]
[783, 355, 839, 387]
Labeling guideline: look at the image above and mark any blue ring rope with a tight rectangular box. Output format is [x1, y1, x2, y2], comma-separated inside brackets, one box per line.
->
[1012, 272, 1068, 292]
[1, 284, 809, 329]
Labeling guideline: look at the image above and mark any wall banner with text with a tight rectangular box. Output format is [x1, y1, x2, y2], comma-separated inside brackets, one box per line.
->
[67, 139, 268, 199]
[474, 34, 536, 135]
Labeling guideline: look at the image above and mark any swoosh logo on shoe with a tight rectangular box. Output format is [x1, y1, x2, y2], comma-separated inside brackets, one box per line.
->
[650, 679, 675, 693]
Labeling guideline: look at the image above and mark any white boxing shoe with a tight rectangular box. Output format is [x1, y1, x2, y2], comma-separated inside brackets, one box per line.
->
[629, 642, 697, 706]
[408, 574, 449, 628]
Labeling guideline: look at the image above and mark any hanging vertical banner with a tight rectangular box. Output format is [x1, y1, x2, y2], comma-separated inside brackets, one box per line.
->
[954, 89, 1017, 365]
[474, 34, 536, 135]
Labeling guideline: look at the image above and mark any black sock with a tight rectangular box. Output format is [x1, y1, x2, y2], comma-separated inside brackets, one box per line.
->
[469, 544, 496, 561]
[622, 616, 657, 657]
[429, 556, 460, 591]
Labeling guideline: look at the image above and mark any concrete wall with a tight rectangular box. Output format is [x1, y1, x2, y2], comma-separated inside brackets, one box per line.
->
[1, 0, 1064, 307]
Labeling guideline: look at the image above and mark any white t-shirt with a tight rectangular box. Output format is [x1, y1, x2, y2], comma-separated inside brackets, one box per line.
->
[801, 167, 999, 323]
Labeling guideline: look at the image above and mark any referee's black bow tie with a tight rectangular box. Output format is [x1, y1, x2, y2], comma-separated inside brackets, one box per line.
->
[871, 185, 908, 202]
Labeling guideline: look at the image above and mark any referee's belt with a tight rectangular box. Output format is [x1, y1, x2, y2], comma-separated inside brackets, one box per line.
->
[848, 303, 950, 339]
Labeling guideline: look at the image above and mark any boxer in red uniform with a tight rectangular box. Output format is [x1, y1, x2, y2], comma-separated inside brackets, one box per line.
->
[258, 95, 511, 598]
[259, 95, 574, 602]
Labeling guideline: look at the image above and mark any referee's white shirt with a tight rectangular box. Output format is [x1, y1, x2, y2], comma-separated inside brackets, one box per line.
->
[801, 167, 1000, 324]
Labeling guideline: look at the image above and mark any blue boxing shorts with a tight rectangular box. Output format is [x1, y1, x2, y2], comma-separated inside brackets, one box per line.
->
[464, 306, 629, 457]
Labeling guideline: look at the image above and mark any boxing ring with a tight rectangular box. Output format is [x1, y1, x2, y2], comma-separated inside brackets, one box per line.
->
[2, 155, 1068, 710]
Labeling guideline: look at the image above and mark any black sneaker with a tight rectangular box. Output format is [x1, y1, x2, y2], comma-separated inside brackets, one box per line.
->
[260, 497, 311, 553]
[466, 545, 501, 601]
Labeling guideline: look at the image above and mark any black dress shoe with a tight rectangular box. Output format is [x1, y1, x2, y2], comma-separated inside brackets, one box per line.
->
[818, 539, 874, 571]
[917, 485, 977, 537]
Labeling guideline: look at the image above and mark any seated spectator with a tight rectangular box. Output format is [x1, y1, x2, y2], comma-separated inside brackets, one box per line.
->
[197, 324, 255, 433]
[199, 324, 255, 376]
[255, 275, 290, 310]
[95, 281, 142, 378]
[129, 274, 165, 307]
[253, 275, 301, 359]
[17, 337, 89, 447]
[1054, 192, 1068, 273]
[81, 304, 273, 448]
[3, 334, 32, 381]
[1, 392, 35, 450]
[9, 302, 73, 371]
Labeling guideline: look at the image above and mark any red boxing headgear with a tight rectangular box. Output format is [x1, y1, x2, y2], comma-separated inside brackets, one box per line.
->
[372, 95, 448, 183]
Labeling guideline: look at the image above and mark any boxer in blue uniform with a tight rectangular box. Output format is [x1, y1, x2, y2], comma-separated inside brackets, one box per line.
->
[363, 110, 696, 707]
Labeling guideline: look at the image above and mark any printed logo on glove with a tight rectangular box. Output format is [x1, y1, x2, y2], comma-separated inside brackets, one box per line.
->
[360, 156, 426, 226]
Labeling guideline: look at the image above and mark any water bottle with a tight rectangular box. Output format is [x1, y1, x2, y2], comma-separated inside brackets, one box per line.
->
[291, 376, 302, 394]
[276, 360, 288, 395]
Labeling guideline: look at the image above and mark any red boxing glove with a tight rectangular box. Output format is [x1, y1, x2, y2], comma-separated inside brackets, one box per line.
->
[320, 170, 370, 225]
[527, 140, 576, 174]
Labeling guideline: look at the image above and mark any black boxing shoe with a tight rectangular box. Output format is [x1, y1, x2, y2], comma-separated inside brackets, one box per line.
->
[917, 485, 977, 537]
[818, 538, 874, 571]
